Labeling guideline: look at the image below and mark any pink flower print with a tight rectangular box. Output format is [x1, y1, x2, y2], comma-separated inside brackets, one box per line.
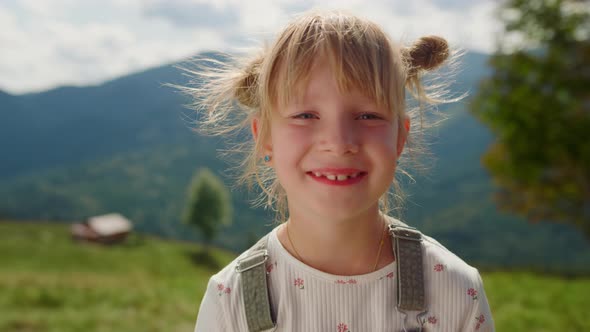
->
[475, 314, 485, 330]
[217, 283, 230, 296]
[337, 323, 350, 332]
[266, 264, 274, 274]
[467, 288, 479, 300]
[428, 316, 438, 325]
[434, 263, 445, 272]
[379, 271, 395, 280]
[294, 278, 305, 289]
[335, 279, 358, 285]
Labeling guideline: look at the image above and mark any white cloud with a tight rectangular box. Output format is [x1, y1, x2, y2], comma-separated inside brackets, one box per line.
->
[0, 0, 500, 94]
[142, 0, 240, 28]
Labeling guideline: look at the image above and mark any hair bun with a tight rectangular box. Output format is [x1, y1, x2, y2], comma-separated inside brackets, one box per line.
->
[235, 53, 264, 108]
[405, 36, 449, 73]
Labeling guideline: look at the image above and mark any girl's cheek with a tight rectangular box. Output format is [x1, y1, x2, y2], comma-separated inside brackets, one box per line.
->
[363, 125, 396, 145]
[283, 123, 314, 138]
[271, 123, 313, 147]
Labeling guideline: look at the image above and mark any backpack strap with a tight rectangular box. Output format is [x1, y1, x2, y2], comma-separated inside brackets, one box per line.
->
[388, 222, 426, 312]
[236, 234, 275, 332]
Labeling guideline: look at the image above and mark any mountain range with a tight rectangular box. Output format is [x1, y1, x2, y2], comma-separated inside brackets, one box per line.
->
[1, 51, 588, 272]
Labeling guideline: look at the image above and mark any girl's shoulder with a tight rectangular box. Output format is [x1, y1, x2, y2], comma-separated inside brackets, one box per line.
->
[421, 233, 494, 330]
[420, 232, 485, 294]
[208, 241, 265, 287]
[195, 234, 276, 332]
[387, 217, 481, 280]
[206, 230, 275, 292]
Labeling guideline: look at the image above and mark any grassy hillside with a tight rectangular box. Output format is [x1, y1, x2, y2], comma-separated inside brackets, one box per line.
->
[1, 222, 589, 331]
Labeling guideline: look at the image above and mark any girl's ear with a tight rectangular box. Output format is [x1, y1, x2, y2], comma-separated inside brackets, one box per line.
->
[397, 116, 410, 158]
[251, 117, 273, 156]
[251, 117, 260, 141]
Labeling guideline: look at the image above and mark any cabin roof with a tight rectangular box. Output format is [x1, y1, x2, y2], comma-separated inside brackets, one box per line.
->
[87, 213, 132, 236]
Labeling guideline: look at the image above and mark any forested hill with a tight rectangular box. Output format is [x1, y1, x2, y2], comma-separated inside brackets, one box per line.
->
[1, 51, 589, 272]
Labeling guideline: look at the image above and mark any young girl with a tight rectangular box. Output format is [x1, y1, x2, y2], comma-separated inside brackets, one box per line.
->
[185, 10, 494, 332]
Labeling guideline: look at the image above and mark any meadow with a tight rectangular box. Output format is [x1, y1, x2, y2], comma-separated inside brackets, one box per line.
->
[1, 221, 588, 331]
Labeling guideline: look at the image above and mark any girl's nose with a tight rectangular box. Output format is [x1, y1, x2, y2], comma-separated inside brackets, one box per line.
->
[317, 119, 360, 155]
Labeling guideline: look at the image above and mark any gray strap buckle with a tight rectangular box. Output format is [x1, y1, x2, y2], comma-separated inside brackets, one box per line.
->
[389, 224, 422, 242]
[236, 250, 269, 273]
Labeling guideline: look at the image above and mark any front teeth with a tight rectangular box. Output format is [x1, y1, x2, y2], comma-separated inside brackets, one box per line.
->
[312, 173, 361, 181]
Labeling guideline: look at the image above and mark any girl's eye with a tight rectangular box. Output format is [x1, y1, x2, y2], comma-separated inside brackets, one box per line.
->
[293, 113, 317, 120]
[357, 113, 382, 120]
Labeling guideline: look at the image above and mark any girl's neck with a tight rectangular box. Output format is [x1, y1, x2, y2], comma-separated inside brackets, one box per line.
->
[277, 207, 394, 276]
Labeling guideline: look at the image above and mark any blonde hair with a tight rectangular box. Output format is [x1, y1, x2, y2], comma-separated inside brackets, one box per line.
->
[175, 10, 462, 222]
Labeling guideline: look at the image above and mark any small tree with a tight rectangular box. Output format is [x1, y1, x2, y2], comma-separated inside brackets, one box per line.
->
[183, 168, 232, 250]
[471, 0, 590, 237]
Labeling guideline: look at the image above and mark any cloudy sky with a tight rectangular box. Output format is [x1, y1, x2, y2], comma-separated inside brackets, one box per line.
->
[0, 0, 502, 94]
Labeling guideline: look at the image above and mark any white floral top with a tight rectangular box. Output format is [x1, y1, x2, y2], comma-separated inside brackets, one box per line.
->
[194, 225, 494, 331]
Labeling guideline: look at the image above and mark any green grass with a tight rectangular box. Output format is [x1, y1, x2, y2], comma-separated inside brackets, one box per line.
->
[484, 270, 590, 331]
[1, 221, 589, 331]
[0, 221, 234, 332]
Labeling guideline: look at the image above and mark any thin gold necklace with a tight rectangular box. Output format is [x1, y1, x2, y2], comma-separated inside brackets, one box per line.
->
[286, 221, 304, 263]
[373, 220, 387, 271]
[285, 219, 388, 272]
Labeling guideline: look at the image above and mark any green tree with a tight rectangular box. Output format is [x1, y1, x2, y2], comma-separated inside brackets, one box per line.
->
[183, 168, 232, 250]
[471, 0, 590, 237]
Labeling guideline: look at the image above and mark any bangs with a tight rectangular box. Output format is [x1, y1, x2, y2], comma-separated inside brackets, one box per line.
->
[262, 12, 407, 115]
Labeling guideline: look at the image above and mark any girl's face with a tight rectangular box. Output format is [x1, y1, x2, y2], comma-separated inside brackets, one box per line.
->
[260, 59, 407, 222]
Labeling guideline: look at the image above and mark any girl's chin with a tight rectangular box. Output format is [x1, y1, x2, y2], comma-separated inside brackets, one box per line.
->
[296, 201, 378, 222]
